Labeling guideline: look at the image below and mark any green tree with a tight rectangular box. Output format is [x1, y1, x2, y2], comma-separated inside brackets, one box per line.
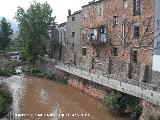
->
[15, 1, 55, 66]
[0, 17, 13, 50]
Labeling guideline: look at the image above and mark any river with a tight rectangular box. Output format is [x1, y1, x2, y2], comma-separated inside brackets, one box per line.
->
[1, 75, 131, 120]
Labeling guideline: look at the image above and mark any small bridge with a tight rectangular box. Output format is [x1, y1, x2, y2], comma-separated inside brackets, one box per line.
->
[55, 63, 160, 106]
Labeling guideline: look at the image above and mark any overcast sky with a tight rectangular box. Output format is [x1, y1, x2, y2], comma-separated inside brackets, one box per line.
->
[0, 0, 90, 23]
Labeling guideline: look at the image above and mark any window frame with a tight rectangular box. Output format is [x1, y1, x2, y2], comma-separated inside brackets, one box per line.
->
[82, 47, 87, 56]
[113, 16, 118, 28]
[133, 25, 140, 38]
[123, 0, 128, 8]
[72, 17, 75, 21]
[133, 0, 141, 16]
[71, 32, 75, 38]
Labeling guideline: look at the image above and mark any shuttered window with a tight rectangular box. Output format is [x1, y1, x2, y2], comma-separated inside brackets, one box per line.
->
[133, 0, 140, 16]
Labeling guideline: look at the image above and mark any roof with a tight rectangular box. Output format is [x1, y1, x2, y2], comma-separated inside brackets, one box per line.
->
[59, 22, 67, 27]
[82, 0, 104, 8]
[68, 10, 82, 17]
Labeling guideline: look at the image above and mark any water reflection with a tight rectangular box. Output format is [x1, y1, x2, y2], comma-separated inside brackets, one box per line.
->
[1, 75, 131, 120]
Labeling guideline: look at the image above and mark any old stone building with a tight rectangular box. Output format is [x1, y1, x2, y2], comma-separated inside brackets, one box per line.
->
[47, 24, 59, 59]
[78, 0, 156, 83]
[58, 22, 67, 61]
[64, 10, 82, 65]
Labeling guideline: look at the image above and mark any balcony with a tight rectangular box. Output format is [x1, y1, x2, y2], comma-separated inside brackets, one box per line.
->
[89, 26, 110, 44]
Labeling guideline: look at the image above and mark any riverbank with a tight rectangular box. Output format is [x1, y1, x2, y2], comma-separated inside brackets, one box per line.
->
[0, 82, 13, 118]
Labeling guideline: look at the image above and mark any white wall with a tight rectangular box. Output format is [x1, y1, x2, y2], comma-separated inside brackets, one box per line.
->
[154, 0, 160, 55]
[152, 0, 160, 72]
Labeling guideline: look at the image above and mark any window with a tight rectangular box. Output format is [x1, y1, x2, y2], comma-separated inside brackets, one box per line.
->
[72, 17, 75, 21]
[72, 43, 74, 48]
[97, 2, 103, 16]
[133, 25, 140, 38]
[132, 50, 137, 63]
[113, 16, 118, 28]
[96, 48, 100, 57]
[72, 32, 75, 38]
[113, 48, 118, 56]
[133, 0, 140, 16]
[91, 58, 95, 69]
[122, 23, 126, 46]
[82, 48, 87, 56]
[123, 0, 128, 8]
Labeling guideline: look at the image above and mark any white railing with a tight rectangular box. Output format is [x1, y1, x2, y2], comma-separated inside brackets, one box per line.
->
[55, 63, 160, 106]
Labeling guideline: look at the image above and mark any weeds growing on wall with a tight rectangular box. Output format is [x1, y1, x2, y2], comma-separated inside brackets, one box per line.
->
[103, 90, 142, 119]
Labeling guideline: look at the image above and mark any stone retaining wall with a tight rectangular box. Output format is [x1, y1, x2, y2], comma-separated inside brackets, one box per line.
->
[140, 101, 160, 120]
[36, 56, 56, 74]
[67, 75, 108, 100]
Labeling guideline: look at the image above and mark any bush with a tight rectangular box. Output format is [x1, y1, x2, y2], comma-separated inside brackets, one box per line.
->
[149, 116, 156, 120]
[0, 95, 6, 113]
[57, 78, 67, 85]
[103, 90, 142, 119]
[0, 69, 11, 77]
[0, 83, 13, 117]
[130, 104, 143, 119]
[103, 90, 126, 114]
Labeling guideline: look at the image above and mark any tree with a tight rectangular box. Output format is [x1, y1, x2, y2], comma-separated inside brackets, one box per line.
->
[0, 17, 13, 50]
[15, 1, 55, 66]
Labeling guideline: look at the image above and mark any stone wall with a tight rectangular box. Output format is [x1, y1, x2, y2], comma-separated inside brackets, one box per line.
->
[79, 0, 154, 84]
[65, 11, 82, 65]
[152, 71, 160, 86]
[67, 74, 108, 100]
[36, 56, 56, 74]
[141, 101, 160, 120]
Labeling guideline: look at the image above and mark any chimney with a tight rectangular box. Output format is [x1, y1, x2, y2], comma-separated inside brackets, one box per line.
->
[68, 9, 71, 16]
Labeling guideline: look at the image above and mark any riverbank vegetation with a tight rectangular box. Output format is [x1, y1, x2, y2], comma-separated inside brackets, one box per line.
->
[0, 83, 13, 117]
[0, 60, 21, 76]
[103, 90, 142, 119]
[22, 66, 67, 84]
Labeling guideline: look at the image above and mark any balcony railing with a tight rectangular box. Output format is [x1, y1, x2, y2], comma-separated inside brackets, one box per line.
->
[90, 34, 110, 44]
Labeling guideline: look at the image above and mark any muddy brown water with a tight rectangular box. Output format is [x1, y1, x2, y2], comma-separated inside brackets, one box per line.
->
[1, 75, 131, 120]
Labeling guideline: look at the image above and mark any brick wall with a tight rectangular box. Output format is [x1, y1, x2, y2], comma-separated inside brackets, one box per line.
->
[79, 0, 155, 82]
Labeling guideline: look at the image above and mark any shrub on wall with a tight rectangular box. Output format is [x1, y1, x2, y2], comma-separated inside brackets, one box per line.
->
[103, 90, 127, 114]
[103, 90, 142, 119]
[130, 104, 143, 119]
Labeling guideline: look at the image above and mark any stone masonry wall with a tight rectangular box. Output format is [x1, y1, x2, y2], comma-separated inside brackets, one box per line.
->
[141, 101, 160, 120]
[65, 11, 82, 65]
[152, 71, 160, 87]
[36, 56, 56, 74]
[67, 74, 107, 100]
[79, 0, 154, 83]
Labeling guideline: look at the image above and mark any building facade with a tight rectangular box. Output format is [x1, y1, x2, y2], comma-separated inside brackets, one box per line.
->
[47, 24, 59, 59]
[78, 0, 156, 83]
[58, 22, 67, 61]
[64, 10, 82, 65]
